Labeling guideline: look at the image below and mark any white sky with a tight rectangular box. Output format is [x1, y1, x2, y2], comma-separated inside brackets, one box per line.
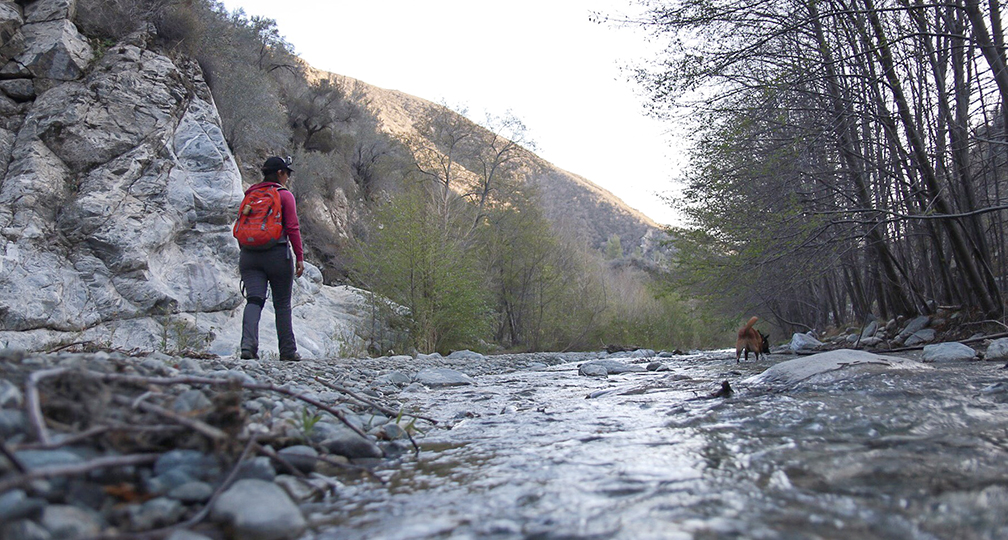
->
[218, 0, 684, 225]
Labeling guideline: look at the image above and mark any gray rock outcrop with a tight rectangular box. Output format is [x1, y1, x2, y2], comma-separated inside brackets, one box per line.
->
[0, 4, 378, 358]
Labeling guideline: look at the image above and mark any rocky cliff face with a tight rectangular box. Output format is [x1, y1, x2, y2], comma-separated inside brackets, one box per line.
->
[0, 0, 376, 358]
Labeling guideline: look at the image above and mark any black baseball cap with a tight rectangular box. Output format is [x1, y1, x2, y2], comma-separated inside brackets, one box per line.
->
[261, 156, 293, 174]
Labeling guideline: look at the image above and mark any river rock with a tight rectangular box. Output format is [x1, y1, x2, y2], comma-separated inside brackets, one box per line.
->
[861, 320, 879, 339]
[414, 368, 475, 387]
[127, 497, 185, 531]
[922, 342, 977, 362]
[40, 504, 102, 538]
[985, 338, 1008, 361]
[744, 349, 925, 389]
[0, 378, 22, 407]
[312, 422, 383, 459]
[896, 315, 930, 343]
[170, 389, 212, 414]
[578, 359, 647, 376]
[210, 479, 306, 540]
[1, 519, 51, 540]
[234, 456, 277, 482]
[579, 362, 608, 377]
[789, 332, 823, 352]
[277, 445, 318, 474]
[374, 371, 411, 387]
[166, 531, 215, 540]
[0, 489, 46, 523]
[166, 481, 214, 504]
[905, 328, 936, 346]
[447, 350, 485, 361]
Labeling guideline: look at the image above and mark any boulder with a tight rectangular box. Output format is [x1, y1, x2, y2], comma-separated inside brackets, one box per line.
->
[0, 1, 24, 64]
[789, 332, 823, 352]
[447, 349, 485, 361]
[24, 0, 75, 23]
[744, 349, 926, 389]
[861, 320, 879, 339]
[985, 338, 1008, 361]
[578, 363, 608, 377]
[922, 342, 977, 363]
[578, 359, 647, 376]
[7, 19, 92, 80]
[896, 315, 930, 343]
[210, 479, 306, 540]
[904, 328, 936, 347]
[414, 368, 475, 387]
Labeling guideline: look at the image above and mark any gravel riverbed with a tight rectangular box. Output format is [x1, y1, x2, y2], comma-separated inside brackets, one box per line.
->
[0, 348, 611, 540]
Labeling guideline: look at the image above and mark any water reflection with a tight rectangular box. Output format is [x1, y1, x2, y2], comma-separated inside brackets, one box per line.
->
[314, 351, 1008, 540]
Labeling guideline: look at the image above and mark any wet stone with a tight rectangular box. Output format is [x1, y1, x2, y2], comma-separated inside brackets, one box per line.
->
[167, 481, 214, 503]
[171, 389, 212, 414]
[923, 342, 977, 362]
[40, 505, 102, 539]
[579, 363, 608, 377]
[277, 445, 318, 474]
[986, 338, 1008, 361]
[166, 530, 214, 540]
[210, 479, 306, 540]
[154, 450, 220, 481]
[16, 449, 84, 470]
[1, 519, 52, 540]
[0, 408, 26, 438]
[175, 358, 203, 373]
[127, 497, 185, 531]
[905, 328, 937, 346]
[374, 371, 411, 387]
[414, 368, 475, 387]
[233, 455, 276, 482]
[0, 378, 23, 408]
[318, 426, 383, 459]
[0, 489, 46, 523]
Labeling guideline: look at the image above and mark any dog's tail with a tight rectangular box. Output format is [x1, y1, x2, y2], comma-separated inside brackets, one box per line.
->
[739, 316, 759, 336]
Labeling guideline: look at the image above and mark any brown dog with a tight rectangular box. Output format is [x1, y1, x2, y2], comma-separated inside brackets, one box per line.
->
[736, 316, 770, 363]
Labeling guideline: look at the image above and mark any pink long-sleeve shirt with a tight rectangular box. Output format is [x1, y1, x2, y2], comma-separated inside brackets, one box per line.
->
[245, 182, 304, 262]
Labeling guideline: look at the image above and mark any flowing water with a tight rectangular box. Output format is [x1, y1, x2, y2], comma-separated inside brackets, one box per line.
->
[313, 351, 1008, 540]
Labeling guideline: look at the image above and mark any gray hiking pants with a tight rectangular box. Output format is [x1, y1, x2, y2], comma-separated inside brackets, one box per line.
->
[239, 244, 297, 358]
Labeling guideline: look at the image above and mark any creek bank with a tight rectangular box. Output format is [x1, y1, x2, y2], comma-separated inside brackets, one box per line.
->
[1, 339, 1000, 539]
[0, 348, 600, 539]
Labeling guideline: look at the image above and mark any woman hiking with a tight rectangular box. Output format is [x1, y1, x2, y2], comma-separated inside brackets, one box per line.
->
[235, 156, 305, 361]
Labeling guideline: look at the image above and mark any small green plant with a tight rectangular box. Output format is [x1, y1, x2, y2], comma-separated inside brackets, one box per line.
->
[289, 407, 322, 438]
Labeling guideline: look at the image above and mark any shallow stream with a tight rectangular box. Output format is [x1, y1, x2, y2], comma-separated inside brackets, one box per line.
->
[314, 351, 1008, 539]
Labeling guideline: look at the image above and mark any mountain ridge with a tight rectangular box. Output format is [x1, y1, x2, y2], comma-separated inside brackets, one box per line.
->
[319, 69, 661, 249]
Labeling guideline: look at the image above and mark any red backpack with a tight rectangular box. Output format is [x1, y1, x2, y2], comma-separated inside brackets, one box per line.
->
[233, 184, 285, 249]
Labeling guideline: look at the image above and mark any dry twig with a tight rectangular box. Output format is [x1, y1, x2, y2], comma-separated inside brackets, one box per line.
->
[0, 453, 160, 493]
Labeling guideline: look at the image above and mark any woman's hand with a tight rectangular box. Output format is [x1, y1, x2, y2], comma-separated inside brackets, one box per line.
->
[296, 260, 304, 278]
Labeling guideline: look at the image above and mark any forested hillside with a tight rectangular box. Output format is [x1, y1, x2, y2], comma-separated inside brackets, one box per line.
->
[625, 0, 1008, 334]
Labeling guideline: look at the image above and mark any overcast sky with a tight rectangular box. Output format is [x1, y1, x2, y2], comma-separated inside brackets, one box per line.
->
[218, 0, 684, 225]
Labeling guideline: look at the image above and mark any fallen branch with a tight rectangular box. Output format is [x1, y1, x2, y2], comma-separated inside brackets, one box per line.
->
[11, 424, 185, 452]
[0, 441, 27, 473]
[112, 394, 228, 441]
[314, 377, 439, 425]
[75, 371, 372, 440]
[25, 367, 69, 444]
[0, 453, 160, 494]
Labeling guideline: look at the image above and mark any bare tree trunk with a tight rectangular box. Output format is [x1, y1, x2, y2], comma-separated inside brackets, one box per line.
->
[860, 0, 1002, 315]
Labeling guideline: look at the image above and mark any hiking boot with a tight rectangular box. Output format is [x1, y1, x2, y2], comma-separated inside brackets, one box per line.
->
[280, 352, 302, 362]
[240, 350, 258, 360]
